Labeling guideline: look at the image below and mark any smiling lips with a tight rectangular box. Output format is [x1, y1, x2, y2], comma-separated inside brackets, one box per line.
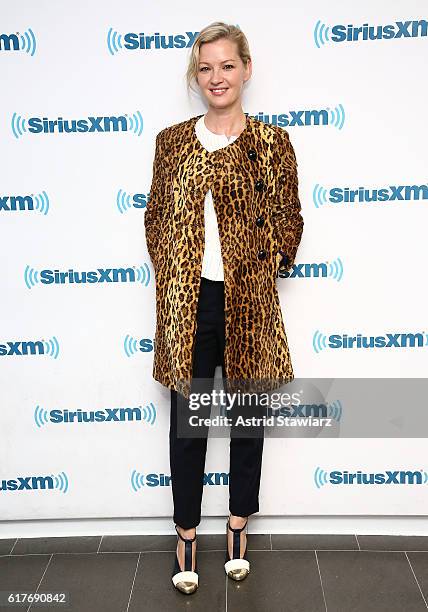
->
[210, 88, 228, 95]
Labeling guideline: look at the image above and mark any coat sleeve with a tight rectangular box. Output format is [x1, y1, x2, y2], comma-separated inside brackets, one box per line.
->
[144, 130, 166, 268]
[271, 128, 304, 273]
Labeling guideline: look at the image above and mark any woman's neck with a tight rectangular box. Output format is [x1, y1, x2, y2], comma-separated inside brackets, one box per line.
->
[203, 109, 247, 139]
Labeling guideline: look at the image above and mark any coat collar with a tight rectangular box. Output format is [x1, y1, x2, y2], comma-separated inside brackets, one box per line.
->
[163, 113, 275, 169]
[194, 114, 240, 152]
[188, 113, 262, 158]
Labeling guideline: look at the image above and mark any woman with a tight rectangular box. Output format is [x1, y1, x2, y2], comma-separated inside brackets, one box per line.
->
[144, 22, 304, 594]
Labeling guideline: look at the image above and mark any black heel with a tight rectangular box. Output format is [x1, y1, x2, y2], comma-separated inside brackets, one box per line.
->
[171, 524, 198, 594]
[224, 516, 250, 580]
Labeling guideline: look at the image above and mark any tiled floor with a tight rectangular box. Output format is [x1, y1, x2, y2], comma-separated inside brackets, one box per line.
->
[1, 534, 428, 611]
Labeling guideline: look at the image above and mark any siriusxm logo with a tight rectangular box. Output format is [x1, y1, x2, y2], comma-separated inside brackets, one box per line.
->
[0, 191, 49, 214]
[124, 335, 154, 356]
[1, 472, 68, 493]
[313, 330, 428, 353]
[0, 337, 59, 358]
[131, 470, 229, 491]
[314, 183, 428, 207]
[278, 257, 343, 281]
[117, 189, 148, 214]
[250, 107, 345, 129]
[314, 19, 427, 47]
[0, 29, 36, 55]
[314, 467, 428, 488]
[24, 264, 151, 288]
[11, 111, 143, 139]
[34, 403, 156, 427]
[107, 28, 199, 55]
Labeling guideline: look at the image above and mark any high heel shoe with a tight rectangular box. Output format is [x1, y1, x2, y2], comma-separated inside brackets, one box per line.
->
[224, 516, 250, 581]
[171, 524, 198, 594]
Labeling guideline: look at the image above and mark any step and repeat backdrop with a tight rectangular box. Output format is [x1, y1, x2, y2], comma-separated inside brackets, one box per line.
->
[1, 1, 427, 521]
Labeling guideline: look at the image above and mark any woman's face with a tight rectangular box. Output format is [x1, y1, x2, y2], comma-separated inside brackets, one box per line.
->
[196, 38, 251, 110]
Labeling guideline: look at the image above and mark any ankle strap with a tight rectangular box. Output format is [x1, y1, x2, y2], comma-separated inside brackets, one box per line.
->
[227, 518, 248, 533]
[175, 524, 196, 542]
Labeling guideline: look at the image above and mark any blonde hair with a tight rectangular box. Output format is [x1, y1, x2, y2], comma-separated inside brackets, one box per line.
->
[186, 22, 251, 94]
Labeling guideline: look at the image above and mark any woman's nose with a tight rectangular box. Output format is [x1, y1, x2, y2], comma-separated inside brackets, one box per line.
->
[210, 70, 224, 84]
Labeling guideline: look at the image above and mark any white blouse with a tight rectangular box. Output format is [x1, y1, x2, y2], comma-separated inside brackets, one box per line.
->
[194, 114, 238, 281]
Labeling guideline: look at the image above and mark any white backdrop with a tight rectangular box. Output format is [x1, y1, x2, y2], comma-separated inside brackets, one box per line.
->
[1, 0, 427, 523]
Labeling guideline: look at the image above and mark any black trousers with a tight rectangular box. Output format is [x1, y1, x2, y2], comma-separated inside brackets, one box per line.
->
[169, 276, 265, 529]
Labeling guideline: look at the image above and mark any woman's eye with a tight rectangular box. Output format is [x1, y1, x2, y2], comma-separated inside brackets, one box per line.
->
[199, 65, 234, 71]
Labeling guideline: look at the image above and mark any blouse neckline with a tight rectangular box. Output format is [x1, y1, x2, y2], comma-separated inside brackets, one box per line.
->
[193, 113, 250, 154]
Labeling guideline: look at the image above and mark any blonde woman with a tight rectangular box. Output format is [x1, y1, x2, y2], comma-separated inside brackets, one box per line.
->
[144, 22, 303, 594]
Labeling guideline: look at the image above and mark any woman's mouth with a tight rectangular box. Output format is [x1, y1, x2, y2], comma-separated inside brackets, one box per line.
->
[209, 88, 228, 96]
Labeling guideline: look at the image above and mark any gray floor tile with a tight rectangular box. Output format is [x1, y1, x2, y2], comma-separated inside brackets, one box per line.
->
[227, 550, 325, 612]
[407, 552, 428, 604]
[196, 534, 226, 551]
[0, 539, 17, 555]
[272, 533, 358, 550]
[318, 550, 427, 612]
[26, 552, 138, 612]
[100, 534, 177, 552]
[358, 535, 428, 551]
[129, 550, 226, 611]
[12, 536, 101, 555]
[0, 554, 51, 607]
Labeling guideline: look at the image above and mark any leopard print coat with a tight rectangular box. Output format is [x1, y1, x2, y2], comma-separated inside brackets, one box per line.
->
[144, 113, 304, 399]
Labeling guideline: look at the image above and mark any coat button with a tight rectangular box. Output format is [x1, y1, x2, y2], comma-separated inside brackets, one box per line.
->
[278, 251, 288, 268]
[257, 249, 267, 260]
[248, 149, 257, 161]
[255, 216, 265, 227]
[255, 179, 264, 192]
